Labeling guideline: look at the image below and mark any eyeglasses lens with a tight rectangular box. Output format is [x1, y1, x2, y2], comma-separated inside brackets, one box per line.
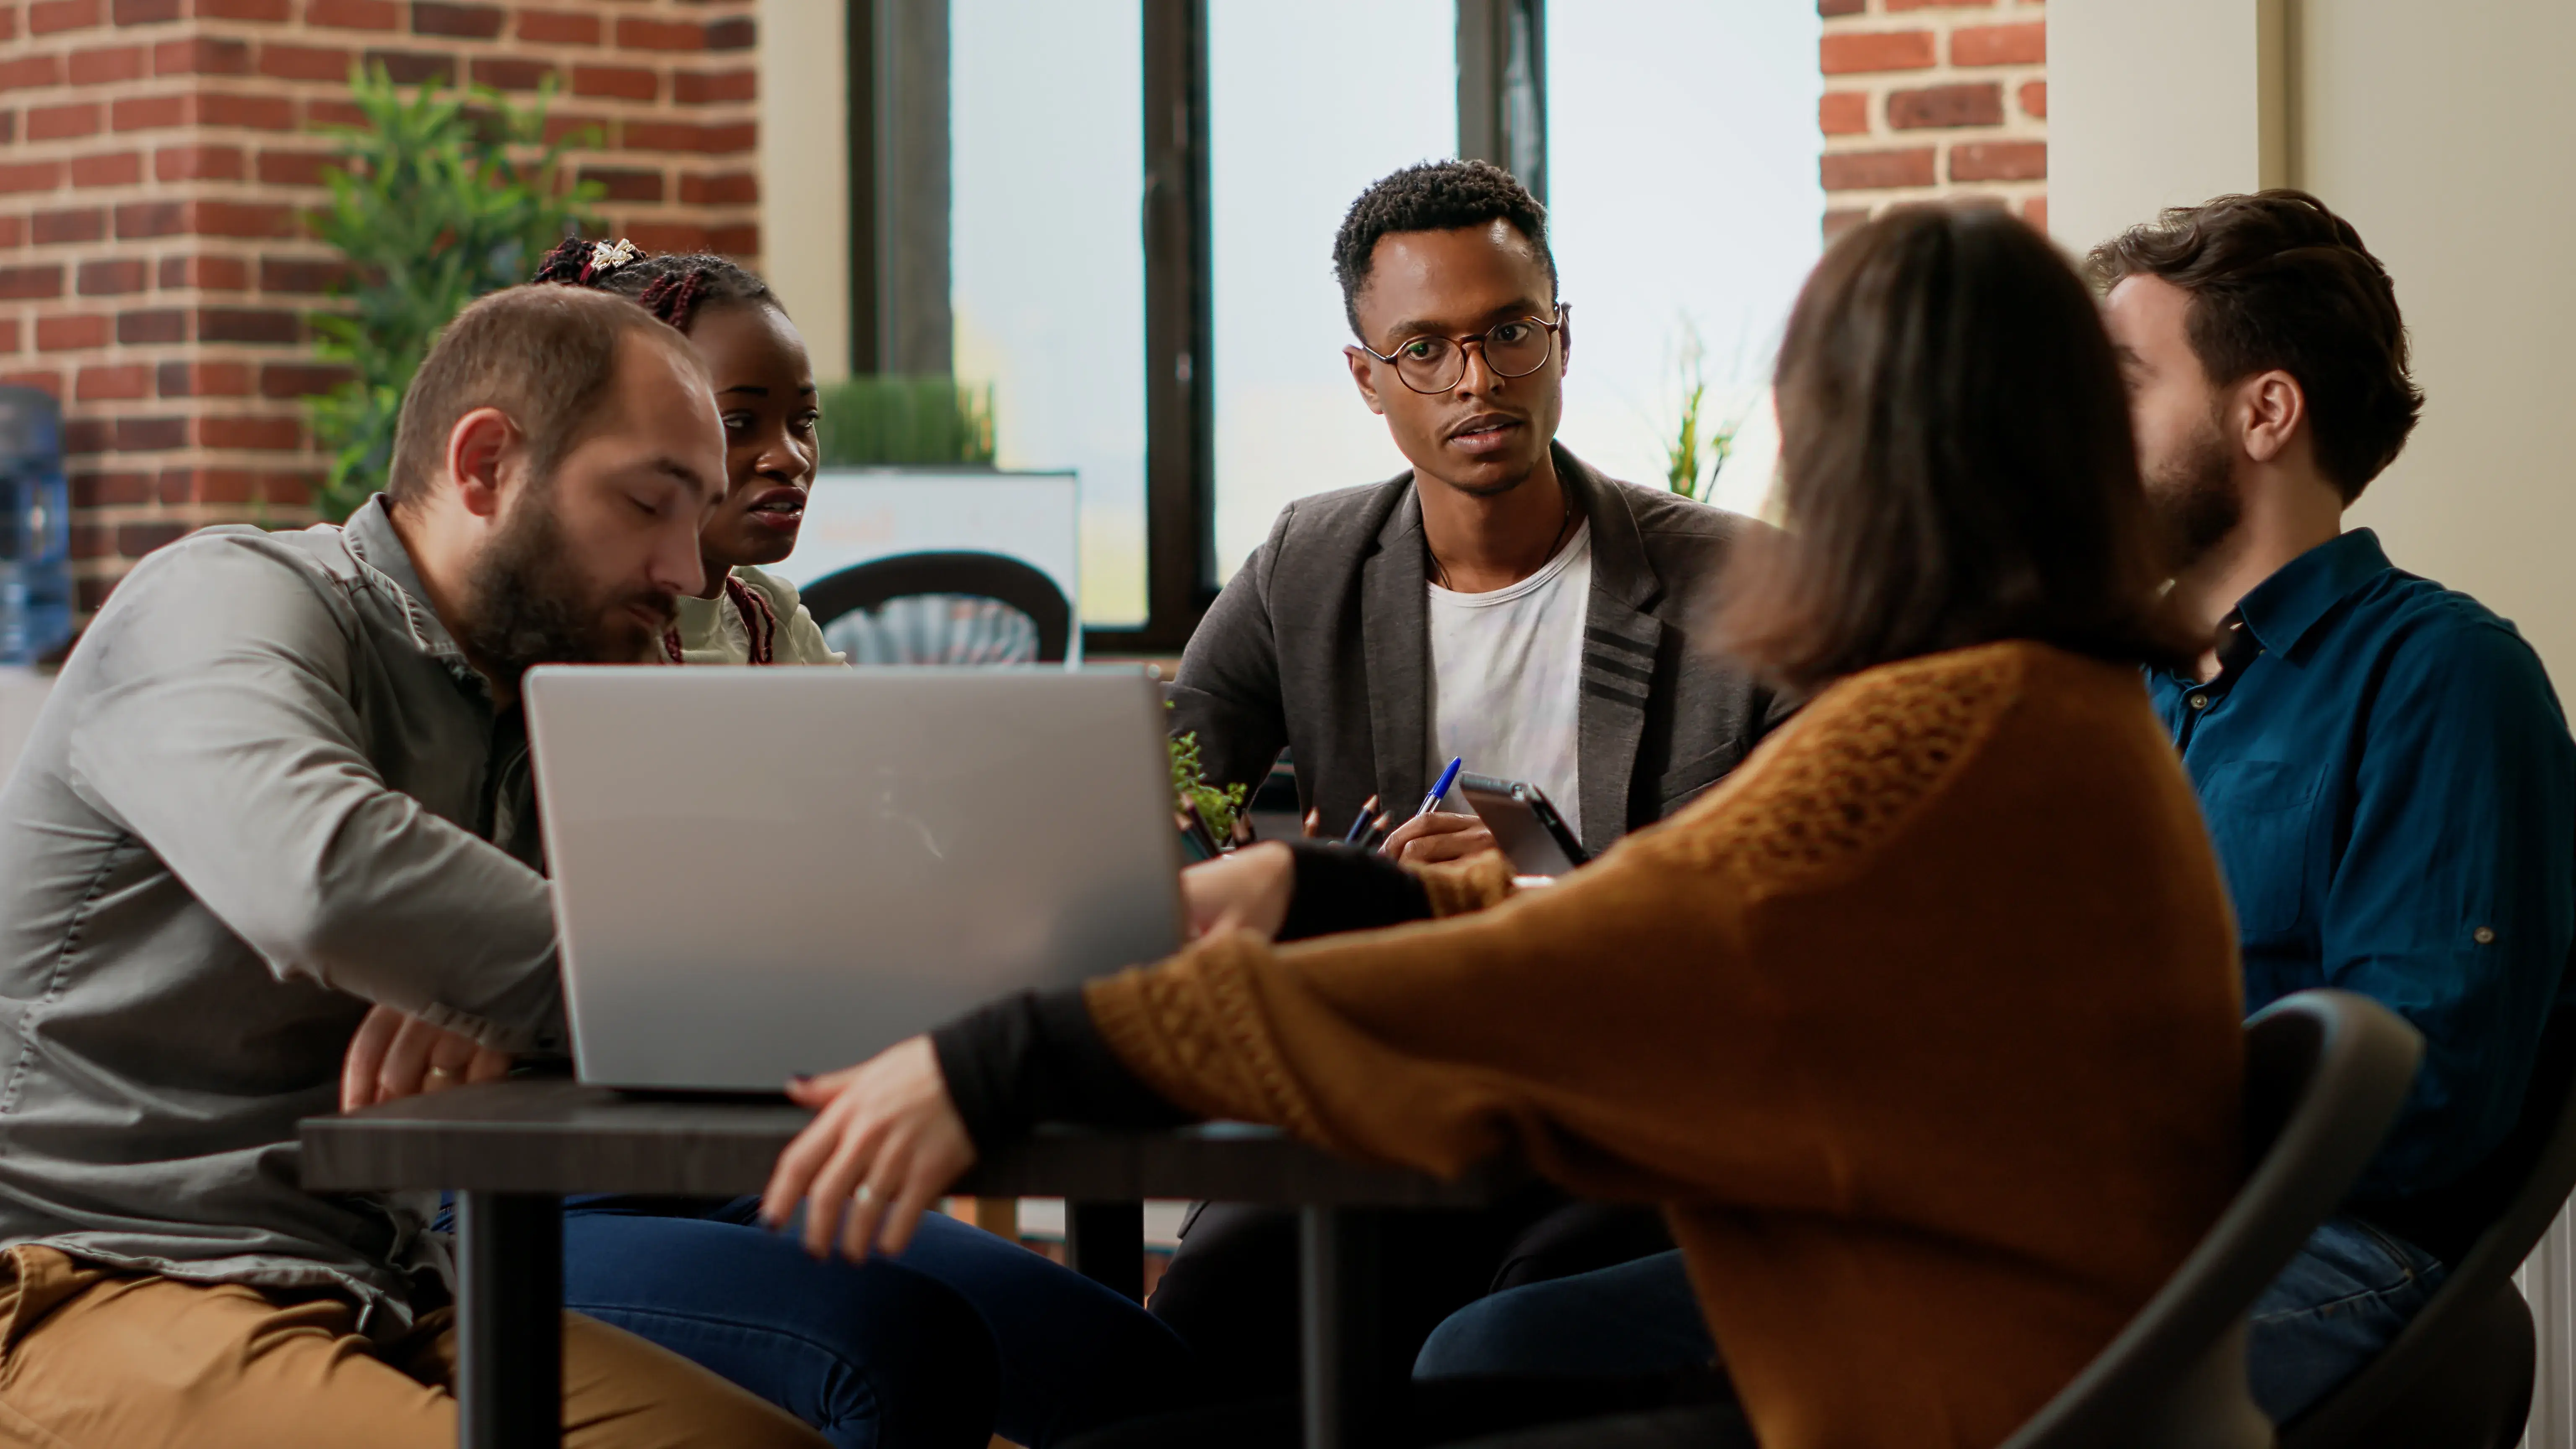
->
[1393, 322, 1553, 393]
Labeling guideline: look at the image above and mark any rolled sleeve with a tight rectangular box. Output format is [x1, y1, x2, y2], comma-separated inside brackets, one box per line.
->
[2327, 621, 2576, 1196]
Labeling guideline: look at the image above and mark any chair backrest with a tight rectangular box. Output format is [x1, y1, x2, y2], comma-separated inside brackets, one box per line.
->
[2278, 1008, 2576, 1443]
[800, 551, 1073, 663]
[2000, 989, 2424, 1449]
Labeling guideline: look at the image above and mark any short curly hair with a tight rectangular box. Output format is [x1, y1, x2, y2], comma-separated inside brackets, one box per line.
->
[2088, 190, 2420, 502]
[1332, 160, 1556, 337]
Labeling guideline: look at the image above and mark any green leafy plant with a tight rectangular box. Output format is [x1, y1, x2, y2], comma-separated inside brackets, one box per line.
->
[304, 65, 602, 522]
[1168, 726, 1246, 843]
[818, 376, 997, 467]
[1663, 317, 1741, 501]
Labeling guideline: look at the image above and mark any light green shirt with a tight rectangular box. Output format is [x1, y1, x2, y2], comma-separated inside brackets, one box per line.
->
[671, 564, 846, 666]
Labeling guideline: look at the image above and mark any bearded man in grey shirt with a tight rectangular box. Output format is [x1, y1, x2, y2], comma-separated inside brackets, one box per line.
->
[0, 285, 822, 1447]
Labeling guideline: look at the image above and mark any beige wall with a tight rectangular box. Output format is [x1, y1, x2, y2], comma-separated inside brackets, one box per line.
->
[2048, 0, 2284, 254]
[2051, 0, 2576, 671]
[2299, 5, 2576, 673]
[758, 0, 853, 379]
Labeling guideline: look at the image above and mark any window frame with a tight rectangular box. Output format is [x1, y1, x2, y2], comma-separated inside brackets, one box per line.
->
[847, 0, 1550, 656]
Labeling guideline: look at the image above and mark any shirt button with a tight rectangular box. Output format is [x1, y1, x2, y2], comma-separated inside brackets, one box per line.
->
[2475, 926, 2498, 945]
[2187, 693, 2210, 710]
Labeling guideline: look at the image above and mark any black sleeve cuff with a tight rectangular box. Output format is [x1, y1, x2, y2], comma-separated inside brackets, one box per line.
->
[930, 988, 1196, 1152]
[1276, 839, 1435, 941]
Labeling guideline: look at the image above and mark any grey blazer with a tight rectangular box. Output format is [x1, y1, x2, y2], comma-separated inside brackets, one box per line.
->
[1169, 445, 1786, 855]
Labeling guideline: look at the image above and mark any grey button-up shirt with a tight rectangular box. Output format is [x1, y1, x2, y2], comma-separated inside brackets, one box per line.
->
[0, 496, 563, 1334]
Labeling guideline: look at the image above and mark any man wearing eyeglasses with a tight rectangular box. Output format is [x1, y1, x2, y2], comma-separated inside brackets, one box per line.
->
[1150, 158, 1783, 1404]
[1170, 158, 1783, 871]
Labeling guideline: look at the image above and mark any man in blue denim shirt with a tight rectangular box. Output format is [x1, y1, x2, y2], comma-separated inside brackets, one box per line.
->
[2096, 192, 2576, 1423]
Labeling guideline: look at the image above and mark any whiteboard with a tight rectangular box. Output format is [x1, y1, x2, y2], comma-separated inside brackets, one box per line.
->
[769, 468, 1081, 628]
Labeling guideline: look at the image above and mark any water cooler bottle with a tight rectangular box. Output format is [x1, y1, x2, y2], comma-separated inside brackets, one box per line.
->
[0, 387, 73, 665]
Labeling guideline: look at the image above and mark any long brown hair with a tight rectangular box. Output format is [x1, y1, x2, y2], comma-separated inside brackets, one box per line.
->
[1714, 204, 2189, 691]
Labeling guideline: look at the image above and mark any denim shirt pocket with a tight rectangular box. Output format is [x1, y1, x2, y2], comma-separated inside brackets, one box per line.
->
[2202, 758, 2323, 939]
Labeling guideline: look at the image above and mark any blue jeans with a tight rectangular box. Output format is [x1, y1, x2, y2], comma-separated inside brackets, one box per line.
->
[1415, 1251, 1716, 1380]
[1413, 1217, 2444, 1427]
[2246, 1215, 2446, 1423]
[556, 1195, 1196, 1449]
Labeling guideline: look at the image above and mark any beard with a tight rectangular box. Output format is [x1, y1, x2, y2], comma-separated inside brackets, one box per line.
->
[2143, 413, 2243, 575]
[461, 484, 676, 682]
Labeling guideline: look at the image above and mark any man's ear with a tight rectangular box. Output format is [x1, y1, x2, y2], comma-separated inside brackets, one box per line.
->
[1343, 346, 1387, 416]
[1556, 303, 1573, 379]
[444, 407, 520, 521]
[2233, 368, 2307, 466]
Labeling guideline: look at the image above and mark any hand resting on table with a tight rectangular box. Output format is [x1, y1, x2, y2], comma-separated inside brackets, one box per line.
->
[761, 841, 1304, 1260]
[762, 1036, 975, 1261]
[339, 1003, 513, 1112]
[760, 826, 1525, 1260]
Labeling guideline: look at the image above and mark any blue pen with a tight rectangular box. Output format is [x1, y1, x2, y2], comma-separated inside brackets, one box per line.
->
[1415, 756, 1465, 820]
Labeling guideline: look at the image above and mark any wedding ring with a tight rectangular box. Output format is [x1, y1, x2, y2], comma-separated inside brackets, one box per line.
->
[426, 1066, 460, 1083]
[853, 1184, 875, 1206]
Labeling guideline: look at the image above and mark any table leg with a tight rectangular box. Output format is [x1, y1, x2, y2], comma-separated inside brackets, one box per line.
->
[1299, 1206, 1384, 1449]
[455, 1191, 562, 1449]
[1065, 1200, 1145, 1302]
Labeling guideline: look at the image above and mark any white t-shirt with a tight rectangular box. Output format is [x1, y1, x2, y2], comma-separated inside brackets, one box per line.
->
[1425, 523, 1591, 838]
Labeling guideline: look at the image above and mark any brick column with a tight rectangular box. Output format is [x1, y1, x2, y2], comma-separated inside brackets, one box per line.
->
[1818, 0, 2046, 242]
[0, 0, 761, 612]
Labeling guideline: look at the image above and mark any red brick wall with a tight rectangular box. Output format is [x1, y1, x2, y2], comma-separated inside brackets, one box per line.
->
[0, 0, 759, 609]
[1819, 0, 2045, 242]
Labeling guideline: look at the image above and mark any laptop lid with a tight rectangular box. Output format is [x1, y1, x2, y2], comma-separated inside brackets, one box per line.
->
[523, 665, 1184, 1091]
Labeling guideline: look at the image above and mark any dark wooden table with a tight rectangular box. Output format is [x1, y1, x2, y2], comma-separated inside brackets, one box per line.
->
[301, 1078, 1520, 1449]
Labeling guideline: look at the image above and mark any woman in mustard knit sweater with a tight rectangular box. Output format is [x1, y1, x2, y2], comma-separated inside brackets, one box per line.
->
[761, 205, 2246, 1449]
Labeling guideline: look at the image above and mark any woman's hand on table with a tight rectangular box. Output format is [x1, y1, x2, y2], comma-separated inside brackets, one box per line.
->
[339, 1004, 512, 1112]
[1380, 811, 1496, 865]
[1181, 841, 1295, 939]
[761, 1035, 976, 1261]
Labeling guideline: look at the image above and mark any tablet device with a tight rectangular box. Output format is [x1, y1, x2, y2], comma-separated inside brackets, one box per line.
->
[1457, 772, 1589, 877]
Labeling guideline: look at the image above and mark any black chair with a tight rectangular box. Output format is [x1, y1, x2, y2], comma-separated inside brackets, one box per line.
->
[2278, 1013, 2576, 1449]
[799, 550, 1073, 664]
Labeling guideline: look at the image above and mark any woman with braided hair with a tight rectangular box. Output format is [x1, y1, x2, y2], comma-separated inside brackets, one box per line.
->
[531, 235, 843, 666]
[509, 237, 1199, 1448]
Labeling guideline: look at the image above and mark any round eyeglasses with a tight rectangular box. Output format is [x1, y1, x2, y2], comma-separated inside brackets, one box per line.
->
[1353, 307, 1569, 395]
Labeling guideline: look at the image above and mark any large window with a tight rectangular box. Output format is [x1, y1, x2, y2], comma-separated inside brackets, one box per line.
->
[1545, 0, 1822, 514]
[950, 0, 1150, 627]
[909, 0, 1822, 649]
[1206, 1, 1455, 580]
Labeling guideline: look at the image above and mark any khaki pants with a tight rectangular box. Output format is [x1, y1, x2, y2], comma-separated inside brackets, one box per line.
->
[0, 1246, 829, 1449]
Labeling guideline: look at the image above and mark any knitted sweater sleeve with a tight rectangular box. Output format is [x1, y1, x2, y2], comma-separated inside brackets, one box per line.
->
[1080, 647, 2026, 1200]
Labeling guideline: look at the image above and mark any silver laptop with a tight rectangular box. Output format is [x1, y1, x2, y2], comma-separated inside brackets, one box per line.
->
[522, 665, 1184, 1091]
